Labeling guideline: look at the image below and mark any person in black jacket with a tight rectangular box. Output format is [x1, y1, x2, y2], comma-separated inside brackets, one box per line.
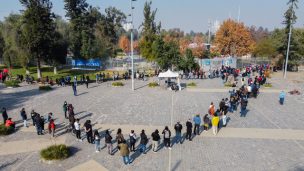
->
[174, 121, 183, 144]
[139, 130, 148, 154]
[105, 130, 113, 155]
[151, 129, 160, 152]
[162, 126, 171, 149]
[186, 119, 193, 141]
[20, 108, 28, 127]
[35, 114, 43, 135]
[1, 107, 8, 124]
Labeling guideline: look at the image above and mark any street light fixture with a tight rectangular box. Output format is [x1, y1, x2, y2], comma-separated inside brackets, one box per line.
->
[130, 0, 136, 90]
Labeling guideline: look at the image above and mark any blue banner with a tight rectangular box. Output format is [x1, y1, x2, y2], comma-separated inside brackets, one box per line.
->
[72, 59, 101, 68]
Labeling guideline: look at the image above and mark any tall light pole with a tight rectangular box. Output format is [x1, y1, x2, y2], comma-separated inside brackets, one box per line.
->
[130, 0, 136, 90]
[284, 1, 294, 79]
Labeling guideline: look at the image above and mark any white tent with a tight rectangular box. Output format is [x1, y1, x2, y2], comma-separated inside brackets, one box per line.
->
[158, 70, 181, 91]
[158, 70, 179, 78]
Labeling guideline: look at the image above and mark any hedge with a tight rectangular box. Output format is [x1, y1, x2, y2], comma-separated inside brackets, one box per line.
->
[0, 124, 14, 136]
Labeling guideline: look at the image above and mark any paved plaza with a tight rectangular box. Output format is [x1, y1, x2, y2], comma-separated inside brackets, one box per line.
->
[0, 71, 304, 171]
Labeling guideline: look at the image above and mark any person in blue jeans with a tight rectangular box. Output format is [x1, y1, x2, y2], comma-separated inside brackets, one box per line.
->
[139, 130, 148, 154]
[174, 121, 183, 144]
[118, 140, 131, 165]
[193, 114, 201, 135]
[279, 91, 286, 105]
[240, 97, 248, 117]
[72, 83, 77, 96]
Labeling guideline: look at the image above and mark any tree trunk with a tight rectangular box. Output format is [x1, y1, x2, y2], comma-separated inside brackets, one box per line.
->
[54, 66, 57, 75]
[37, 58, 42, 79]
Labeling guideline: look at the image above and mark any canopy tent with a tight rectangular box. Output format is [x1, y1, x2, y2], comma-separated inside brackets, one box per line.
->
[158, 70, 179, 78]
[158, 70, 181, 91]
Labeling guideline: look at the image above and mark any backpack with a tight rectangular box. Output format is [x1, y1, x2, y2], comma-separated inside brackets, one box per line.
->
[164, 130, 170, 138]
[130, 135, 136, 143]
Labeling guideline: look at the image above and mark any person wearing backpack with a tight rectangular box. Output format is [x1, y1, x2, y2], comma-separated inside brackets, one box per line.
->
[105, 130, 113, 155]
[129, 130, 137, 152]
[186, 119, 193, 141]
[116, 128, 125, 150]
[151, 129, 160, 152]
[174, 121, 183, 144]
[162, 126, 171, 149]
[139, 130, 148, 154]
[203, 114, 210, 131]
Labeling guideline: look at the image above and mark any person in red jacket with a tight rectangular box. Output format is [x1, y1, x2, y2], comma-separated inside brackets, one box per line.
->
[48, 119, 55, 137]
[5, 118, 15, 129]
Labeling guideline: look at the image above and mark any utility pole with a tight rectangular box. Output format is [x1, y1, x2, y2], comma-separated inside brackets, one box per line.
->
[284, 1, 294, 79]
[130, 0, 136, 90]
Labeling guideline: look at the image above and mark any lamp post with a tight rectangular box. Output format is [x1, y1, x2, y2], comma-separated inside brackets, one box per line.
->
[130, 0, 136, 90]
[284, 1, 294, 79]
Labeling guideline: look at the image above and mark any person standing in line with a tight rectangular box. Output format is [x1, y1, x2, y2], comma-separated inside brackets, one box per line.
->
[174, 121, 183, 144]
[1, 107, 8, 124]
[74, 119, 82, 141]
[186, 119, 193, 141]
[129, 130, 137, 152]
[219, 99, 225, 114]
[31, 110, 37, 126]
[35, 114, 43, 135]
[212, 114, 220, 135]
[162, 126, 171, 149]
[85, 75, 90, 88]
[63, 101, 68, 119]
[84, 120, 93, 143]
[279, 90, 286, 105]
[20, 108, 28, 127]
[116, 128, 125, 150]
[240, 97, 248, 117]
[208, 102, 215, 116]
[118, 140, 131, 165]
[48, 119, 56, 137]
[105, 130, 113, 155]
[203, 114, 210, 131]
[94, 130, 101, 152]
[151, 129, 160, 152]
[193, 114, 201, 135]
[139, 130, 148, 154]
[72, 83, 77, 96]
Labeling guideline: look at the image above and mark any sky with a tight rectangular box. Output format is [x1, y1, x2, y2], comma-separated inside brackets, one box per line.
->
[0, 0, 303, 33]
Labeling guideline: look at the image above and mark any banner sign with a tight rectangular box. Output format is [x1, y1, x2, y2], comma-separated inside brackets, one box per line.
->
[72, 59, 101, 68]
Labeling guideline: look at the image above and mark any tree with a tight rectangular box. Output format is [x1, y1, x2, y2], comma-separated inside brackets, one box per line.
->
[253, 38, 276, 58]
[139, 1, 161, 61]
[282, 0, 302, 68]
[64, 0, 88, 59]
[118, 35, 130, 54]
[152, 36, 180, 70]
[178, 49, 198, 72]
[0, 32, 4, 61]
[95, 7, 126, 58]
[20, 0, 56, 79]
[214, 19, 255, 56]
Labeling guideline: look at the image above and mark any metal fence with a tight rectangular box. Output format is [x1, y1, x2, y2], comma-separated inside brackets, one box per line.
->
[236, 58, 271, 68]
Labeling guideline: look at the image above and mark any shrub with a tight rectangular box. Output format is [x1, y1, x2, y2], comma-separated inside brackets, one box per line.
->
[148, 82, 159, 87]
[40, 144, 70, 160]
[187, 82, 197, 87]
[264, 83, 272, 88]
[0, 124, 14, 136]
[39, 85, 53, 91]
[4, 80, 20, 87]
[112, 82, 124, 87]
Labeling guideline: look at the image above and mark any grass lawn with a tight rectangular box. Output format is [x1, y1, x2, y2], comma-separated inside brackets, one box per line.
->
[0, 65, 155, 81]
